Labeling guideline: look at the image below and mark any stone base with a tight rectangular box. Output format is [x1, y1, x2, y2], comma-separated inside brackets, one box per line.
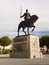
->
[10, 35, 42, 59]
[10, 52, 30, 58]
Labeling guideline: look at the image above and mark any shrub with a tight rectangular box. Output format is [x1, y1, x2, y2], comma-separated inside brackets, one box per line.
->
[2, 49, 11, 54]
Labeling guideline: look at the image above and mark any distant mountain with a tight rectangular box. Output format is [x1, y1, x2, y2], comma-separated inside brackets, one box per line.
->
[31, 31, 49, 38]
[0, 31, 49, 38]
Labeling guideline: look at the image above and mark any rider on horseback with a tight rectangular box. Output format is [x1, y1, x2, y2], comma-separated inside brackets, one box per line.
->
[20, 9, 31, 21]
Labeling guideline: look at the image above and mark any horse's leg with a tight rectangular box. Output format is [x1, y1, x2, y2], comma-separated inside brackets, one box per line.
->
[27, 27, 29, 35]
[32, 25, 35, 31]
[23, 28, 26, 35]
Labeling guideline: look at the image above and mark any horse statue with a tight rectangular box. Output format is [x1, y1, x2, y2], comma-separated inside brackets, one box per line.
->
[18, 15, 38, 36]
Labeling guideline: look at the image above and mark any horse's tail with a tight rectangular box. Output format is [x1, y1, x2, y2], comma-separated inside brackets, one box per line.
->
[18, 22, 22, 36]
[18, 24, 20, 36]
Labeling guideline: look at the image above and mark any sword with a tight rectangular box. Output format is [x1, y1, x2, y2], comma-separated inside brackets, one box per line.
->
[20, 6, 22, 17]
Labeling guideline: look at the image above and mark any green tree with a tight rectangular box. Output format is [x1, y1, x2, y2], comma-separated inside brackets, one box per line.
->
[0, 36, 12, 53]
[40, 35, 49, 48]
[0, 36, 12, 46]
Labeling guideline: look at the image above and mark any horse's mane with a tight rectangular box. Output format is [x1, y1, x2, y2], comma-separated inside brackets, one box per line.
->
[30, 15, 38, 21]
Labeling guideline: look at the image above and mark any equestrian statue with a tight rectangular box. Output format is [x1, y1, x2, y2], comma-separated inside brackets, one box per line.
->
[18, 9, 38, 36]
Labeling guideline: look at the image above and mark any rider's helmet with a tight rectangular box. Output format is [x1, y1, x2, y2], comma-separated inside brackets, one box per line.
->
[26, 9, 28, 12]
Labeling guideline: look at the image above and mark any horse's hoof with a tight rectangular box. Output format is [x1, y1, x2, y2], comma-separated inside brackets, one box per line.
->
[32, 29, 34, 31]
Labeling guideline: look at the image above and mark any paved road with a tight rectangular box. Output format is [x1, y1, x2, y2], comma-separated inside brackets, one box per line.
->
[0, 58, 49, 65]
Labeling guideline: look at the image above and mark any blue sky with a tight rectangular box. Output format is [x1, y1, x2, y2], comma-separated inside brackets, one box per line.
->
[0, 0, 49, 32]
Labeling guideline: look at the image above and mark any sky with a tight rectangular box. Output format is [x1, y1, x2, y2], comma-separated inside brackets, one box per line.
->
[0, 0, 49, 33]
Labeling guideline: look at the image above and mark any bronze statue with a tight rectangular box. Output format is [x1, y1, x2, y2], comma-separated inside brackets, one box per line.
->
[18, 15, 38, 36]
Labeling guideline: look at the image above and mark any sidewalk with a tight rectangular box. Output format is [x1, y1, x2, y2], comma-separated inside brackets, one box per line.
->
[0, 54, 9, 58]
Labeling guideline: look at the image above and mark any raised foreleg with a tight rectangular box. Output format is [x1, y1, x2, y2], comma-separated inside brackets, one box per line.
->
[32, 25, 35, 31]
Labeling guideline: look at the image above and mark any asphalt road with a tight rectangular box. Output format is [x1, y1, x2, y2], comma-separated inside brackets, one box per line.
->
[0, 58, 49, 65]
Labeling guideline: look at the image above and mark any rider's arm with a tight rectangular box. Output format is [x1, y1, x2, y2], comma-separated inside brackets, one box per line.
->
[20, 13, 25, 18]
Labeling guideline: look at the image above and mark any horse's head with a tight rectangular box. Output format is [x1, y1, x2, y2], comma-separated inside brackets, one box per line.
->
[30, 15, 38, 23]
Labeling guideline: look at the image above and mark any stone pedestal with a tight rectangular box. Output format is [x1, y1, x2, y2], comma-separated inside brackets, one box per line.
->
[10, 35, 41, 59]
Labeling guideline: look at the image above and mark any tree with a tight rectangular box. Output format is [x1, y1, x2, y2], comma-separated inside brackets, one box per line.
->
[40, 35, 49, 48]
[0, 36, 12, 50]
